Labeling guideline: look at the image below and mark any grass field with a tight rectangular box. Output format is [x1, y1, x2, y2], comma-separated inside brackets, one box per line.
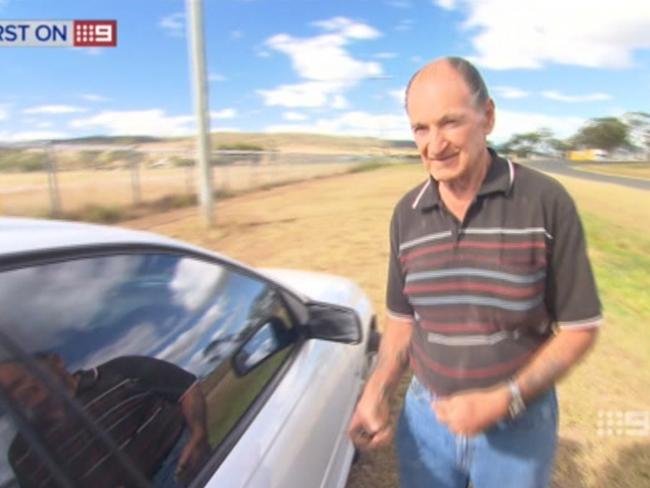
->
[577, 162, 650, 181]
[119, 164, 649, 488]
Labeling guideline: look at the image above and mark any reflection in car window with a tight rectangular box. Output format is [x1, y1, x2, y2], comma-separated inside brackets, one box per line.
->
[0, 253, 297, 487]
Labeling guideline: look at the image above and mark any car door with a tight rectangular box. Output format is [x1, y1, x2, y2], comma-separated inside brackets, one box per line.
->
[0, 247, 310, 488]
[210, 296, 368, 488]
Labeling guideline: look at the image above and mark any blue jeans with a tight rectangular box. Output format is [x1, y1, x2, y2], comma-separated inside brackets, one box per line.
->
[152, 428, 190, 488]
[396, 376, 558, 488]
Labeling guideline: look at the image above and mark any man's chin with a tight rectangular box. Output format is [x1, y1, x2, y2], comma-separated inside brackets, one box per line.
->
[427, 168, 458, 182]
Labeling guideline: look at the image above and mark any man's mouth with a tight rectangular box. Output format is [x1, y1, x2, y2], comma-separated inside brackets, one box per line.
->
[428, 153, 458, 164]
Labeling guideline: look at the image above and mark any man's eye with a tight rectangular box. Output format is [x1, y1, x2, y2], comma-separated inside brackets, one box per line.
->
[413, 126, 427, 134]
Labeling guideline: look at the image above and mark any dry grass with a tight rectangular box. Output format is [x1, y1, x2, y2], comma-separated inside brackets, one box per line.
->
[118, 165, 649, 488]
[577, 162, 650, 181]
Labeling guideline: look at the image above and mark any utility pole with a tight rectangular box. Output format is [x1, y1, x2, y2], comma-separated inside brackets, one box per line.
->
[46, 142, 61, 217]
[186, 0, 214, 226]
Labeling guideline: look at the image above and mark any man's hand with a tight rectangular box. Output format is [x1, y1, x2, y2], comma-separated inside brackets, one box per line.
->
[175, 435, 209, 481]
[177, 382, 209, 482]
[433, 384, 509, 436]
[348, 392, 393, 450]
[348, 314, 412, 450]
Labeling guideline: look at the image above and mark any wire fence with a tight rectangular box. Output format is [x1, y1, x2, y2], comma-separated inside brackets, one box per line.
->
[0, 145, 378, 221]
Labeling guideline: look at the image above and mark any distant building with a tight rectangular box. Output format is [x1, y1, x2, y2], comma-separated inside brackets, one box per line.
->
[568, 149, 607, 161]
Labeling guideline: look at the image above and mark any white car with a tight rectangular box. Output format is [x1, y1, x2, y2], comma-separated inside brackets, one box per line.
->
[0, 217, 379, 488]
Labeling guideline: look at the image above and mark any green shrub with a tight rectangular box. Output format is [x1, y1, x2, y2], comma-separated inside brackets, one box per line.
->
[0, 149, 47, 172]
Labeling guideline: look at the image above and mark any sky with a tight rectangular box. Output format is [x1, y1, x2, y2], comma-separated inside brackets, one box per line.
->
[0, 0, 649, 143]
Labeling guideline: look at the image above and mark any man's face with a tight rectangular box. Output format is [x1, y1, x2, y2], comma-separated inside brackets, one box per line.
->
[0, 359, 69, 422]
[406, 63, 494, 184]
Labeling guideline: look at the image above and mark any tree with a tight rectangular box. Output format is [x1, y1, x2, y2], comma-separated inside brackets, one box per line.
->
[572, 117, 630, 152]
[498, 129, 554, 158]
[624, 112, 650, 158]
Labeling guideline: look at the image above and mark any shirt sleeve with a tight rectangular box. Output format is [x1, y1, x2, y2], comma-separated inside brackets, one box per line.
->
[100, 356, 197, 401]
[386, 208, 414, 320]
[545, 192, 602, 329]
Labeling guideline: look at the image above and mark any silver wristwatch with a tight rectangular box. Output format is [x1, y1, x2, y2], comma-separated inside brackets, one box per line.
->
[507, 379, 526, 418]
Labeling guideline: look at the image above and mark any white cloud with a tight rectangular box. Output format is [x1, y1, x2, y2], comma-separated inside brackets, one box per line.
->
[258, 81, 341, 108]
[435, 0, 458, 10]
[442, 0, 650, 69]
[491, 109, 585, 142]
[0, 105, 8, 121]
[23, 104, 87, 115]
[375, 52, 398, 59]
[283, 111, 308, 121]
[81, 93, 110, 102]
[389, 88, 406, 104]
[541, 90, 611, 103]
[395, 19, 414, 32]
[69, 109, 194, 137]
[492, 86, 530, 99]
[210, 108, 237, 119]
[311, 17, 381, 40]
[160, 12, 185, 38]
[258, 17, 383, 109]
[209, 72, 228, 82]
[0, 130, 68, 142]
[332, 95, 349, 109]
[265, 110, 411, 140]
[230, 30, 244, 40]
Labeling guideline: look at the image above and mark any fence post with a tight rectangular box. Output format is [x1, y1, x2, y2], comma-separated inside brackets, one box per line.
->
[185, 165, 193, 194]
[129, 147, 141, 206]
[46, 142, 61, 217]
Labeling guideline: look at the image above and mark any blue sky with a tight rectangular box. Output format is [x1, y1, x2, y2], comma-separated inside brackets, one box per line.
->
[0, 0, 649, 143]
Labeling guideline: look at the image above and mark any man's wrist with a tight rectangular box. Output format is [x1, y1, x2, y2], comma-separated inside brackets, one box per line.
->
[491, 383, 512, 420]
[506, 379, 526, 418]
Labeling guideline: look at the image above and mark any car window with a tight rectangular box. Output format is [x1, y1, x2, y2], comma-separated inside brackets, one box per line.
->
[0, 252, 298, 487]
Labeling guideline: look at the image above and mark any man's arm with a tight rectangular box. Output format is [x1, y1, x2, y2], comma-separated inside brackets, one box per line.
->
[176, 382, 209, 479]
[348, 315, 412, 450]
[433, 327, 598, 435]
[515, 327, 598, 402]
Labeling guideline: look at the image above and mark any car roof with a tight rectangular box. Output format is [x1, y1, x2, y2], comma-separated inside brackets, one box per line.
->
[0, 217, 197, 257]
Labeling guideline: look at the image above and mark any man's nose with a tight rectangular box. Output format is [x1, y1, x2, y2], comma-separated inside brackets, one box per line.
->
[425, 129, 448, 158]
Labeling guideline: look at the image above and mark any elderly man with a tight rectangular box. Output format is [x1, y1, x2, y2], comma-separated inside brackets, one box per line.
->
[0, 353, 209, 488]
[348, 57, 601, 488]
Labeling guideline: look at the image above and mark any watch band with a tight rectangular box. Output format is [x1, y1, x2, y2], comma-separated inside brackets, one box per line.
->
[507, 379, 526, 418]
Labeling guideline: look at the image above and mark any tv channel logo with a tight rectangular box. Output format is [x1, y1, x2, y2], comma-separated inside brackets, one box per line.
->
[0, 20, 117, 47]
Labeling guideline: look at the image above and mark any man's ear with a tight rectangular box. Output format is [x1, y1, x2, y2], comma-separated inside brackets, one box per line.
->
[483, 98, 496, 135]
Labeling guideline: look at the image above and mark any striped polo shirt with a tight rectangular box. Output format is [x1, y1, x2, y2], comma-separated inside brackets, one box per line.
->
[386, 149, 602, 395]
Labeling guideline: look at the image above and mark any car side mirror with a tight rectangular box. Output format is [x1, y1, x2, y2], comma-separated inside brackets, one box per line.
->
[232, 317, 292, 376]
[304, 302, 362, 345]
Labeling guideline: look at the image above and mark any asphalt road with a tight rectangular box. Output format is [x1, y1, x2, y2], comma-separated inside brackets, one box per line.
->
[524, 160, 650, 191]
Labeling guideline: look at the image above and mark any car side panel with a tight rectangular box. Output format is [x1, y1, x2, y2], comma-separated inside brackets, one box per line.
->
[205, 337, 366, 488]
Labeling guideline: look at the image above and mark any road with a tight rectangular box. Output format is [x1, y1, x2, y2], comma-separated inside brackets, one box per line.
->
[524, 159, 650, 191]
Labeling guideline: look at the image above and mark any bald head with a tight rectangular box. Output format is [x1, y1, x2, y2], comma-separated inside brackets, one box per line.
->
[405, 57, 490, 114]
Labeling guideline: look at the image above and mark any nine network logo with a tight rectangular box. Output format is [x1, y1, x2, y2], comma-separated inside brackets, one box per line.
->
[0, 20, 117, 47]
